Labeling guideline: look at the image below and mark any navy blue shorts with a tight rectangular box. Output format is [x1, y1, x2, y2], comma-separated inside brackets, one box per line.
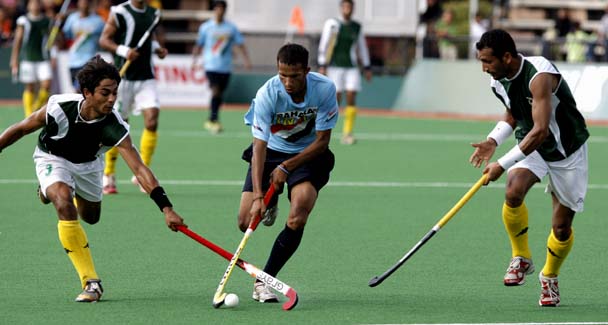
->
[206, 71, 231, 92]
[241, 144, 335, 201]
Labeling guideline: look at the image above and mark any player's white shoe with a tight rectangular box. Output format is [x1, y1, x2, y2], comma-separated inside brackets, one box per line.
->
[102, 175, 118, 194]
[204, 120, 223, 134]
[131, 175, 146, 193]
[504, 256, 534, 286]
[341, 134, 356, 145]
[252, 282, 278, 303]
[75, 279, 103, 303]
[262, 205, 278, 227]
[539, 272, 560, 307]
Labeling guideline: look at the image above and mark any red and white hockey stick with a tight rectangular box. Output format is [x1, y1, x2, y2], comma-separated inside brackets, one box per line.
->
[212, 184, 276, 307]
[176, 224, 298, 311]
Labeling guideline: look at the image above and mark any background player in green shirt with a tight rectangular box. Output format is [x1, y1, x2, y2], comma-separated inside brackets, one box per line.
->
[99, 0, 168, 194]
[318, 0, 372, 145]
[0, 56, 185, 303]
[9, 0, 52, 117]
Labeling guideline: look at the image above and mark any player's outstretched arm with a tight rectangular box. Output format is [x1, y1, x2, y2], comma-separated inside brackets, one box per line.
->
[0, 106, 47, 153]
[469, 111, 516, 168]
[117, 136, 186, 231]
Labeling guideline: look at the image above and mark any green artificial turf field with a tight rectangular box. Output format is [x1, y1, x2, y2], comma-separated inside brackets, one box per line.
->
[1, 106, 607, 324]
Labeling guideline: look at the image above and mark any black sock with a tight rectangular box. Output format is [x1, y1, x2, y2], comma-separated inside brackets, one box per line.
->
[262, 225, 304, 277]
[210, 96, 222, 121]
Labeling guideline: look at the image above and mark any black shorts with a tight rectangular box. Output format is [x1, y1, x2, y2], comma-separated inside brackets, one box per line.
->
[205, 71, 231, 92]
[241, 143, 335, 201]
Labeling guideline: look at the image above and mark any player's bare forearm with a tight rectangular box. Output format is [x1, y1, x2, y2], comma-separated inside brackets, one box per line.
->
[118, 137, 161, 193]
[99, 15, 119, 52]
[0, 107, 46, 151]
[280, 130, 331, 172]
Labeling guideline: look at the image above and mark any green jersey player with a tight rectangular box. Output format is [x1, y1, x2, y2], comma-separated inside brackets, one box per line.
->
[470, 29, 589, 307]
[99, 0, 168, 194]
[9, 0, 51, 117]
[0, 56, 185, 303]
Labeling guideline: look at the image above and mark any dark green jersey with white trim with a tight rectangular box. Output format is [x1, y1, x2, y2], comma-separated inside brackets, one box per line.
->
[16, 14, 50, 62]
[37, 94, 130, 163]
[490, 55, 589, 161]
[111, 2, 159, 80]
[332, 21, 362, 67]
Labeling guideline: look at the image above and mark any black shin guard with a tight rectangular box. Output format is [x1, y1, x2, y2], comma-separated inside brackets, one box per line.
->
[263, 225, 304, 277]
[210, 96, 222, 121]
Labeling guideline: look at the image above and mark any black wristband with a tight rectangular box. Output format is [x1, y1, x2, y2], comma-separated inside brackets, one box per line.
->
[150, 186, 173, 211]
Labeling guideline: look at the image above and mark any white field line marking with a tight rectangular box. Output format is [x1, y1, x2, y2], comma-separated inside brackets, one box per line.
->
[135, 130, 608, 143]
[2, 179, 608, 190]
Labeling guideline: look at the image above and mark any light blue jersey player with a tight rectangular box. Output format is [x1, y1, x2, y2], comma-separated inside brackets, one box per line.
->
[192, 0, 251, 133]
[238, 44, 338, 304]
[62, 0, 105, 89]
[196, 14, 244, 73]
[244, 71, 338, 153]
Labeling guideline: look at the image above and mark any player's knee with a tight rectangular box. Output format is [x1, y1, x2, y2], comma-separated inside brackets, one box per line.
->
[552, 225, 571, 241]
[54, 200, 78, 220]
[286, 207, 310, 230]
[504, 188, 525, 207]
[144, 120, 158, 131]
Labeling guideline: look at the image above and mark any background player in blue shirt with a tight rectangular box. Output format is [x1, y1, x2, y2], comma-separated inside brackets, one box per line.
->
[192, 0, 251, 134]
[62, 0, 105, 90]
[239, 43, 338, 303]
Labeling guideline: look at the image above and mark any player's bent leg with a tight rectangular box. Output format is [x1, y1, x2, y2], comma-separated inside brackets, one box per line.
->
[33, 82, 50, 111]
[22, 84, 35, 117]
[502, 202, 532, 261]
[140, 108, 159, 164]
[74, 195, 101, 225]
[48, 183, 101, 294]
[259, 182, 315, 279]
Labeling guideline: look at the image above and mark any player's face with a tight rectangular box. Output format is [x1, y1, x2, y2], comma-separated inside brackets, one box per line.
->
[214, 5, 226, 19]
[27, 0, 41, 14]
[277, 62, 310, 96]
[77, 0, 90, 12]
[88, 79, 118, 115]
[477, 47, 508, 80]
[341, 2, 353, 19]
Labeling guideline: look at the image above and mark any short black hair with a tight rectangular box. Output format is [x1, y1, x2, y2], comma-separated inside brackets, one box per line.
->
[475, 29, 518, 59]
[76, 55, 120, 96]
[277, 43, 309, 68]
[341, 0, 354, 5]
[212, 0, 227, 9]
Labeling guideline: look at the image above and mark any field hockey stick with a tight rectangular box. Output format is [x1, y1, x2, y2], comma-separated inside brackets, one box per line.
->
[176, 225, 298, 311]
[212, 184, 276, 308]
[368, 174, 488, 287]
[46, 0, 71, 50]
[118, 11, 161, 77]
